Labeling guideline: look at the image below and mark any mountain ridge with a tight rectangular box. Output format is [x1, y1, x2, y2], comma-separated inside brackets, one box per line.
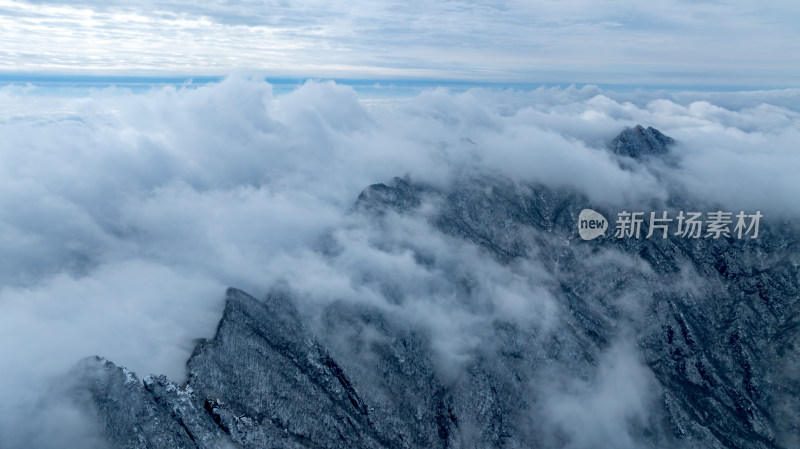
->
[60, 127, 800, 449]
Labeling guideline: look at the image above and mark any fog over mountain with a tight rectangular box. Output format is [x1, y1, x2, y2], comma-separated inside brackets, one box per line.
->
[0, 78, 798, 448]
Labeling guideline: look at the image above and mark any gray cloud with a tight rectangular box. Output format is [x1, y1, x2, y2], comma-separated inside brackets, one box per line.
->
[1, 0, 799, 85]
[0, 78, 798, 446]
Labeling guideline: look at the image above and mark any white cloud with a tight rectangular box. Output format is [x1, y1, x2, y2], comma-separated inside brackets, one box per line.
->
[0, 78, 798, 445]
[0, 0, 798, 85]
[538, 342, 660, 449]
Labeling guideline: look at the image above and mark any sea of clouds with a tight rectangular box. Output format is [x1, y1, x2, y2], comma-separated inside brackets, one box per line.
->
[0, 77, 798, 447]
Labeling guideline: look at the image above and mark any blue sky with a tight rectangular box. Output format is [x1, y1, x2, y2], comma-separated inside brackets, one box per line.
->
[1, 0, 798, 88]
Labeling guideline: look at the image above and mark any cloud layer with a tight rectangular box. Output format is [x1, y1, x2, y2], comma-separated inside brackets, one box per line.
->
[0, 78, 798, 446]
[1, 0, 799, 85]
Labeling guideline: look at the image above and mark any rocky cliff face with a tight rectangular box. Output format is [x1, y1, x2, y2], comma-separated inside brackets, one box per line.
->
[609, 125, 674, 158]
[66, 126, 800, 449]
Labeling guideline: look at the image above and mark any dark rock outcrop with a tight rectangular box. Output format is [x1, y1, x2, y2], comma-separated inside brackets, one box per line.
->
[66, 128, 799, 449]
[610, 124, 675, 158]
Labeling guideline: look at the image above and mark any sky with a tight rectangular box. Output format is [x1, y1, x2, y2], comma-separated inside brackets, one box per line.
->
[0, 0, 799, 87]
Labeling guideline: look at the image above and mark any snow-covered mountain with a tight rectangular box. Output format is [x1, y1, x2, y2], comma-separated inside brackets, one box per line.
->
[66, 127, 800, 449]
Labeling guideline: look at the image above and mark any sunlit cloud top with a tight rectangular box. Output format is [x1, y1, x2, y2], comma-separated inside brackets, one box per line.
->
[1, 0, 799, 86]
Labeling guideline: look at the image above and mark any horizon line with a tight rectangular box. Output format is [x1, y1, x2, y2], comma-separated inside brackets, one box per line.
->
[1, 72, 798, 94]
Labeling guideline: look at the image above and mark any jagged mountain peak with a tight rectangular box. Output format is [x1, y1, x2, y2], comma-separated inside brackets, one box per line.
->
[63, 159, 798, 449]
[610, 124, 675, 158]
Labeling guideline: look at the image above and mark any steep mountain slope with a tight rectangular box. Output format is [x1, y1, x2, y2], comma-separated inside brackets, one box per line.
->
[66, 127, 800, 449]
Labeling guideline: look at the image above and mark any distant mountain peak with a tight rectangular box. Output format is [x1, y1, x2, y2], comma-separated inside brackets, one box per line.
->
[610, 125, 675, 158]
